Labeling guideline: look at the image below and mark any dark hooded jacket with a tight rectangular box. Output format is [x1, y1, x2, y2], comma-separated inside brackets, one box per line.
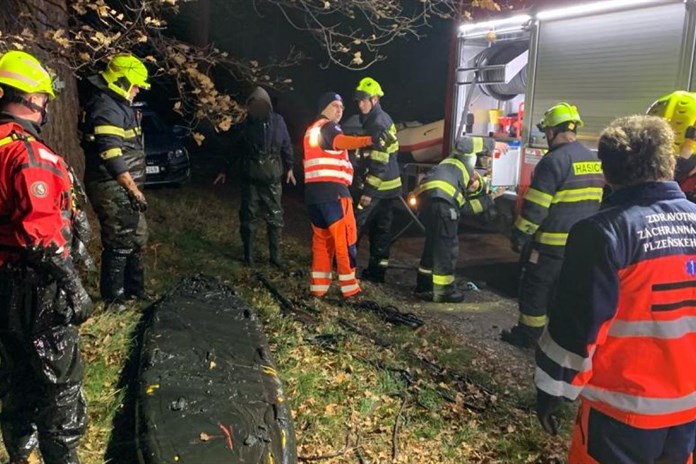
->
[228, 87, 294, 183]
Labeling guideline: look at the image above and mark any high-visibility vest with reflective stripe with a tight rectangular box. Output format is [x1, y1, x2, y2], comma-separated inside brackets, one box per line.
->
[536, 184, 696, 428]
[303, 119, 354, 187]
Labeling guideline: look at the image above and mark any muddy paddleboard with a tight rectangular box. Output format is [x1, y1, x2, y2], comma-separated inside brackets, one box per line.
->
[136, 275, 296, 464]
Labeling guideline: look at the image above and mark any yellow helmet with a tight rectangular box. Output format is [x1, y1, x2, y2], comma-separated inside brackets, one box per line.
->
[102, 54, 150, 101]
[537, 102, 583, 131]
[0, 50, 55, 99]
[647, 91, 696, 152]
[354, 77, 384, 100]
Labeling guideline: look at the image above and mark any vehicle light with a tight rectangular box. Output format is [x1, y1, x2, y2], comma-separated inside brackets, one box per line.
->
[459, 14, 531, 37]
[536, 0, 671, 21]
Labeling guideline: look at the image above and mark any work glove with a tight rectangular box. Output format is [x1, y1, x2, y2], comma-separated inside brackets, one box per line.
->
[536, 388, 562, 436]
[127, 188, 148, 212]
[510, 228, 532, 253]
[28, 244, 94, 325]
[372, 129, 397, 151]
[60, 277, 94, 325]
[686, 126, 696, 141]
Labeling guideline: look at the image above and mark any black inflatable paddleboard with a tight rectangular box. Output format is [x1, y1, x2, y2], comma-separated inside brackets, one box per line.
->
[136, 275, 296, 464]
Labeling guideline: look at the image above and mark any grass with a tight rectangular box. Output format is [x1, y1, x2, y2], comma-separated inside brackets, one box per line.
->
[64, 181, 572, 463]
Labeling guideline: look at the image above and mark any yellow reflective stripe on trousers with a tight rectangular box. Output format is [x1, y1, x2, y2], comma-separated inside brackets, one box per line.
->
[124, 127, 142, 138]
[469, 199, 483, 214]
[414, 181, 465, 207]
[524, 188, 553, 208]
[94, 125, 126, 137]
[520, 314, 547, 328]
[514, 216, 540, 235]
[440, 158, 471, 186]
[433, 274, 454, 286]
[99, 147, 123, 160]
[536, 232, 569, 247]
[552, 187, 604, 204]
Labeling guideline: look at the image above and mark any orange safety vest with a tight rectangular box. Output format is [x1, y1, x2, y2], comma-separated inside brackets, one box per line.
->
[303, 118, 353, 186]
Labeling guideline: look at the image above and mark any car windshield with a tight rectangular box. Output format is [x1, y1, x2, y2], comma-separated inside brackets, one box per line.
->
[141, 112, 169, 135]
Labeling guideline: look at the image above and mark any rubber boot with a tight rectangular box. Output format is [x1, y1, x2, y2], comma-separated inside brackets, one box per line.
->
[361, 262, 386, 284]
[2, 426, 39, 464]
[38, 442, 80, 464]
[241, 229, 254, 266]
[432, 286, 465, 303]
[268, 227, 284, 267]
[501, 325, 543, 349]
[100, 248, 128, 311]
[124, 251, 151, 301]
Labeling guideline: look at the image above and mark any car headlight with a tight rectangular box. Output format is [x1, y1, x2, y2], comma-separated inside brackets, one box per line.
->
[168, 148, 185, 159]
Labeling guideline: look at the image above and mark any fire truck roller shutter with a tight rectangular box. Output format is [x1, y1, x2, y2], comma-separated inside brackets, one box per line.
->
[475, 41, 528, 101]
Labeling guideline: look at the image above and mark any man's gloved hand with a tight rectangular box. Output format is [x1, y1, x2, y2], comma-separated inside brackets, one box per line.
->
[536, 388, 562, 435]
[372, 129, 397, 151]
[686, 126, 696, 140]
[127, 188, 148, 212]
[60, 277, 93, 325]
[511, 228, 532, 253]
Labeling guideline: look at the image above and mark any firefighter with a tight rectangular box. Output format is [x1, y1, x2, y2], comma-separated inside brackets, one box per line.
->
[414, 136, 506, 302]
[0, 50, 92, 464]
[81, 54, 150, 310]
[304, 92, 393, 298]
[647, 90, 696, 200]
[353, 77, 401, 283]
[536, 115, 696, 463]
[501, 103, 604, 348]
[213, 87, 295, 266]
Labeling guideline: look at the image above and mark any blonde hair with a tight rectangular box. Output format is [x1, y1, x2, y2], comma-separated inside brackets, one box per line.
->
[598, 115, 675, 187]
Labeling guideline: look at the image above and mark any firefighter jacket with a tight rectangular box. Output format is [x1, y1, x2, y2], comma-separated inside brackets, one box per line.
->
[514, 140, 604, 257]
[414, 136, 494, 212]
[303, 118, 354, 187]
[81, 75, 146, 187]
[535, 181, 696, 428]
[0, 114, 73, 266]
[359, 104, 401, 199]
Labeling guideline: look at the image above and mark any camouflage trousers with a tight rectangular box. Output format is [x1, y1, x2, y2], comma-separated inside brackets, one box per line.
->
[86, 180, 148, 253]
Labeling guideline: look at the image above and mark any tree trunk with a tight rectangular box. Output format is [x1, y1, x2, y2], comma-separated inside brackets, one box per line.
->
[0, 0, 83, 174]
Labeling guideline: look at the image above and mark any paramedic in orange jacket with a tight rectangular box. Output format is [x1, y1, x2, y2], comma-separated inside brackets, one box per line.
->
[535, 115, 696, 463]
[303, 92, 391, 298]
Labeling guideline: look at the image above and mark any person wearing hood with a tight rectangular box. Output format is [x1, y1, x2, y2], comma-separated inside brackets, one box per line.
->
[352, 77, 400, 284]
[303, 92, 393, 299]
[80, 54, 150, 311]
[0, 50, 92, 464]
[214, 86, 294, 266]
[413, 136, 506, 303]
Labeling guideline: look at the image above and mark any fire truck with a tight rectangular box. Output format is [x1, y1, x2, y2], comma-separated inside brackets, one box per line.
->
[399, 0, 696, 223]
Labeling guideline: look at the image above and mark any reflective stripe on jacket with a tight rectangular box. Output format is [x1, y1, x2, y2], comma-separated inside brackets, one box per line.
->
[81, 76, 145, 186]
[414, 136, 493, 209]
[360, 104, 401, 198]
[535, 182, 696, 428]
[515, 141, 604, 257]
[303, 119, 354, 186]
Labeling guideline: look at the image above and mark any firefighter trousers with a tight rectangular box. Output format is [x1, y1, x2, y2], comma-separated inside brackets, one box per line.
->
[417, 198, 459, 297]
[517, 245, 563, 332]
[355, 197, 395, 278]
[569, 399, 696, 463]
[307, 197, 360, 298]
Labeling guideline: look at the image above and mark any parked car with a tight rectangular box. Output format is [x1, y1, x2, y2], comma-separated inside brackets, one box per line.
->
[139, 108, 191, 186]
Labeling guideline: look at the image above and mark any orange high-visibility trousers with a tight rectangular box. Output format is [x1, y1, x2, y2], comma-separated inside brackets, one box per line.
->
[568, 399, 696, 464]
[308, 197, 360, 298]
